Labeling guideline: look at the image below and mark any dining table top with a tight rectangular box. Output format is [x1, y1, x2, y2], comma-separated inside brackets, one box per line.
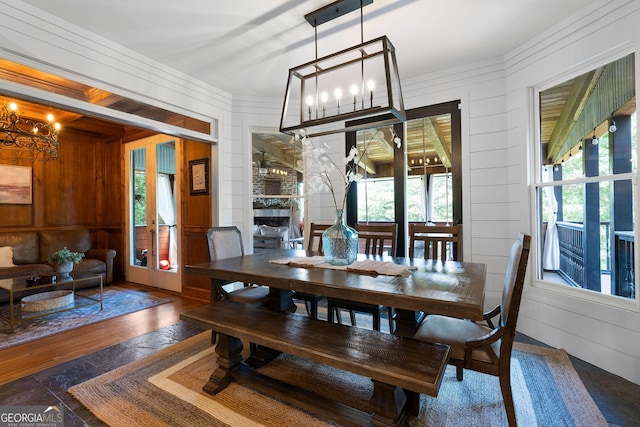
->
[186, 249, 487, 321]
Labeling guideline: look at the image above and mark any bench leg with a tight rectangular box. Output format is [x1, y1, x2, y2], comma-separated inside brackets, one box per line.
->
[405, 390, 420, 416]
[369, 380, 408, 427]
[203, 333, 243, 395]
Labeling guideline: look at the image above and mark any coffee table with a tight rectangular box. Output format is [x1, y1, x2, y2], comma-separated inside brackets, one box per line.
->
[0, 271, 103, 332]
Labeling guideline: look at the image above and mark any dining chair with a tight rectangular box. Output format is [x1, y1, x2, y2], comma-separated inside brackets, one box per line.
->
[206, 226, 269, 304]
[408, 223, 462, 261]
[327, 222, 398, 332]
[412, 233, 531, 427]
[290, 223, 331, 320]
[307, 222, 331, 254]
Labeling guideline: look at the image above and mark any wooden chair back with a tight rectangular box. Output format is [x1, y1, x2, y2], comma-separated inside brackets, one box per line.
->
[412, 233, 530, 426]
[408, 223, 462, 261]
[468, 233, 531, 377]
[355, 223, 397, 257]
[500, 233, 531, 333]
[307, 223, 331, 255]
[206, 226, 244, 260]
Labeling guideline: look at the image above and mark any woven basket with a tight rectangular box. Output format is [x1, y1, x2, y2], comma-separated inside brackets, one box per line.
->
[21, 290, 74, 312]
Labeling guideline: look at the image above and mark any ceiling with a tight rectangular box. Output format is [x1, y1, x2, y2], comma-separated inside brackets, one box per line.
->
[22, 0, 593, 98]
[5, 1, 606, 173]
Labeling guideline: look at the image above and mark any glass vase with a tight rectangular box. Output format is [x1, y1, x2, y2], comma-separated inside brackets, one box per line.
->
[322, 209, 358, 265]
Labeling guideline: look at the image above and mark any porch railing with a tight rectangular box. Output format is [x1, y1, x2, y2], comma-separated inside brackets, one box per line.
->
[556, 222, 584, 287]
[555, 221, 611, 288]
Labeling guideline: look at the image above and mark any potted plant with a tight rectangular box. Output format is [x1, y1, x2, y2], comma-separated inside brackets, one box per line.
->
[47, 247, 85, 276]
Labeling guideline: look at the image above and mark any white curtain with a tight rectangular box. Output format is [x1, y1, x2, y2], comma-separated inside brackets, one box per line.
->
[420, 176, 428, 222]
[157, 174, 177, 269]
[543, 170, 560, 270]
[427, 177, 435, 223]
[419, 175, 435, 223]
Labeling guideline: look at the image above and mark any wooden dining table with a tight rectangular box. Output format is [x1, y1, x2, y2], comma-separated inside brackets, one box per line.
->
[186, 248, 486, 337]
[184, 249, 487, 424]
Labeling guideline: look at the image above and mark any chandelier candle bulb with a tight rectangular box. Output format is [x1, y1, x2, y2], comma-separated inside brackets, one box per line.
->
[321, 92, 328, 117]
[334, 88, 342, 113]
[306, 96, 313, 121]
[351, 84, 358, 111]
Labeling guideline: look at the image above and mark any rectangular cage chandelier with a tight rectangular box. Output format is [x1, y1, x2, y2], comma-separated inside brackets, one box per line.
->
[279, 0, 405, 138]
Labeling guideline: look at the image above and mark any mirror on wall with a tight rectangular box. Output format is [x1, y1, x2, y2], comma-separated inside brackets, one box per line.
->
[251, 132, 303, 251]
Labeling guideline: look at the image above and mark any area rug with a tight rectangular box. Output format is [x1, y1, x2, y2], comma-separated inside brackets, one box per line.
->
[0, 286, 172, 350]
[69, 331, 608, 427]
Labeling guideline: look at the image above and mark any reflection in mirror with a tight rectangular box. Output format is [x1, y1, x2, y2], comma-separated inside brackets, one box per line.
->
[355, 114, 454, 224]
[251, 132, 304, 251]
[405, 115, 453, 225]
[538, 53, 636, 300]
[356, 125, 397, 221]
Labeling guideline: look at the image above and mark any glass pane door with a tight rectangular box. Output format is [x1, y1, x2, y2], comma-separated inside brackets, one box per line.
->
[356, 125, 397, 222]
[125, 136, 181, 292]
[406, 114, 454, 225]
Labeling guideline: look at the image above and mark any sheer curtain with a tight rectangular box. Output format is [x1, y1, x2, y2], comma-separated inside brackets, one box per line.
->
[157, 174, 177, 269]
[420, 175, 434, 223]
[543, 170, 560, 270]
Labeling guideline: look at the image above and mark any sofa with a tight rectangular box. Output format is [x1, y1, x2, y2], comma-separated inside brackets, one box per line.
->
[0, 229, 116, 303]
[253, 224, 290, 249]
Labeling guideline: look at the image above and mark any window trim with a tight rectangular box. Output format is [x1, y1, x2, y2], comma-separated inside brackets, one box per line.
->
[530, 52, 639, 311]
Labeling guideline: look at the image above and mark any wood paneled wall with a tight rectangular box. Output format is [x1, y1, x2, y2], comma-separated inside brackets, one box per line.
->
[181, 140, 213, 301]
[1, 130, 214, 299]
[0, 129, 124, 275]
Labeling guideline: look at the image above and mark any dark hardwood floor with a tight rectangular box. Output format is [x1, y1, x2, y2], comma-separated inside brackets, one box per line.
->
[0, 282, 639, 426]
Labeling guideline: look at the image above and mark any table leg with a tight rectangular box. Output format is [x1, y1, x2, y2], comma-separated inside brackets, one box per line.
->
[267, 288, 296, 313]
[244, 288, 294, 367]
[393, 309, 423, 417]
[210, 278, 228, 303]
[203, 333, 243, 395]
[393, 308, 423, 337]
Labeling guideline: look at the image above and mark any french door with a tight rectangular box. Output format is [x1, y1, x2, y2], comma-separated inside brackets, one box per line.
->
[346, 101, 462, 256]
[125, 135, 182, 292]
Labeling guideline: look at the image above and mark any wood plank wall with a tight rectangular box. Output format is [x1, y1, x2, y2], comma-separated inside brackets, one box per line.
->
[181, 140, 212, 301]
[0, 131, 213, 301]
[0, 129, 124, 275]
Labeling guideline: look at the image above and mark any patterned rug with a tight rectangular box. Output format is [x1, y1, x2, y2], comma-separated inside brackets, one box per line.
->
[0, 286, 172, 350]
[69, 331, 608, 426]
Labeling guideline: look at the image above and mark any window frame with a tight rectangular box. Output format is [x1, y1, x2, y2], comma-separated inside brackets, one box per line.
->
[530, 52, 639, 311]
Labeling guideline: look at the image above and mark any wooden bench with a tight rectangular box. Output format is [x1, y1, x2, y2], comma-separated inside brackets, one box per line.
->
[181, 300, 449, 427]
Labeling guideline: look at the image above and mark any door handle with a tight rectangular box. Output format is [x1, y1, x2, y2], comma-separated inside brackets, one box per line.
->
[150, 227, 156, 269]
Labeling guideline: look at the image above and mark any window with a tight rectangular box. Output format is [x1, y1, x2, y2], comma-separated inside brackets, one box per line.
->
[536, 53, 636, 301]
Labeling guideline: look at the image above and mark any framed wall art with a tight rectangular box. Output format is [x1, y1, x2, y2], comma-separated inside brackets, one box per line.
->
[189, 158, 209, 196]
[0, 164, 32, 204]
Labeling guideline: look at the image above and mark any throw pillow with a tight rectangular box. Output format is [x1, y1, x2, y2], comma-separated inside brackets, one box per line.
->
[0, 246, 15, 267]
